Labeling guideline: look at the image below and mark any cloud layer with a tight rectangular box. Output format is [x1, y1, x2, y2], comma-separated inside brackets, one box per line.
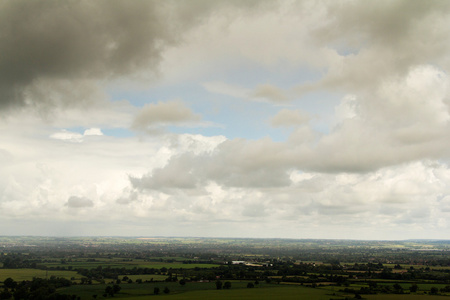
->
[1, 1, 450, 239]
[0, 0, 209, 111]
[132, 101, 201, 133]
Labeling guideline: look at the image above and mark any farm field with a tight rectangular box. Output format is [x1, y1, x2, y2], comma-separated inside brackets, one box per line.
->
[0, 269, 81, 281]
[60, 281, 277, 294]
[59, 284, 339, 300]
[376, 282, 449, 290]
[158, 286, 336, 300]
[365, 295, 447, 300]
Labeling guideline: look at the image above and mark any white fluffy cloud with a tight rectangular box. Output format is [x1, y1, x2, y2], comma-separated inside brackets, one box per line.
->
[2, 1, 450, 239]
[50, 128, 104, 143]
[84, 128, 103, 136]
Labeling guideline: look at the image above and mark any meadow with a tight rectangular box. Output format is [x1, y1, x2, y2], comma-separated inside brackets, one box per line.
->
[154, 285, 336, 300]
[365, 295, 446, 300]
[0, 269, 81, 281]
[58, 283, 341, 300]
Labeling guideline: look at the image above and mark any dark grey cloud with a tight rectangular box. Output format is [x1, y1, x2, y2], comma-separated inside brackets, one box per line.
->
[0, 0, 173, 109]
[316, 0, 450, 47]
[296, 0, 450, 96]
[0, 0, 270, 111]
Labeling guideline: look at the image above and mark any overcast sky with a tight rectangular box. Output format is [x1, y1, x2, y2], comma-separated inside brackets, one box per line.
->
[1, 0, 450, 239]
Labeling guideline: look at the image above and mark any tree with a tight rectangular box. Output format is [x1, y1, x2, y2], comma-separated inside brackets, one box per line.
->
[430, 287, 439, 295]
[247, 282, 254, 288]
[13, 287, 29, 300]
[393, 283, 403, 292]
[163, 287, 170, 294]
[0, 290, 12, 299]
[215, 280, 223, 290]
[105, 286, 113, 297]
[112, 284, 121, 294]
[154, 287, 160, 295]
[179, 279, 186, 286]
[409, 284, 418, 293]
[4, 278, 17, 289]
[224, 281, 231, 289]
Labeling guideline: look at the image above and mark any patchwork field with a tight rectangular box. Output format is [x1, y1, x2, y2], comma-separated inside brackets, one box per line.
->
[1, 237, 449, 300]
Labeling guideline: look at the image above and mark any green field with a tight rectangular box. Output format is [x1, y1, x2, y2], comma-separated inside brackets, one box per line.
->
[0, 269, 82, 281]
[319, 282, 450, 295]
[377, 282, 449, 290]
[59, 284, 342, 300]
[60, 281, 275, 296]
[163, 286, 338, 300]
[365, 295, 446, 300]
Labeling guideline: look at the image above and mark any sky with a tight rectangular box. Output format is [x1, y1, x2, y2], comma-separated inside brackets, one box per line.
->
[1, 0, 450, 240]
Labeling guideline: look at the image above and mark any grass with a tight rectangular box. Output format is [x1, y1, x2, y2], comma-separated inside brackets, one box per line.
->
[58, 282, 214, 299]
[58, 281, 343, 300]
[0, 269, 83, 282]
[377, 282, 449, 291]
[365, 295, 446, 300]
[162, 286, 341, 300]
[321, 282, 450, 296]
[60, 284, 343, 300]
